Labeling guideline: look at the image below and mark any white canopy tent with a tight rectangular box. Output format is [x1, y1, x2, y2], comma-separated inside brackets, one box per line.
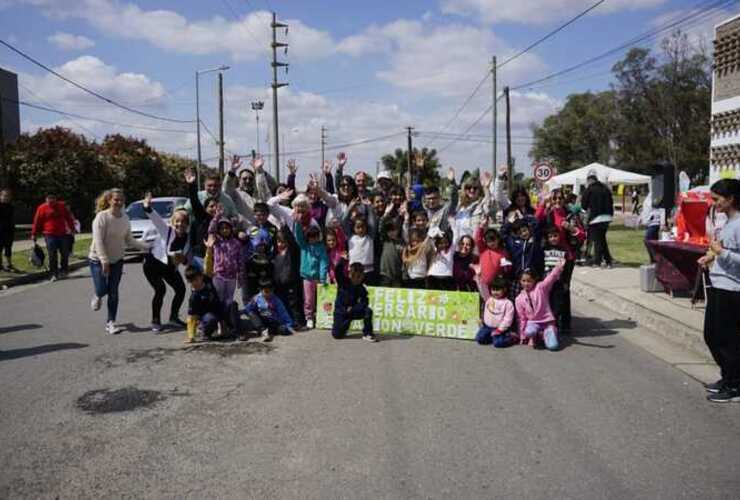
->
[545, 162, 651, 192]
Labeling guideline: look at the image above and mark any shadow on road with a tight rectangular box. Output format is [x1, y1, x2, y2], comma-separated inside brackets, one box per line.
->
[0, 323, 43, 335]
[0, 342, 88, 361]
[557, 315, 636, 350]
[118, 323, 154, 333]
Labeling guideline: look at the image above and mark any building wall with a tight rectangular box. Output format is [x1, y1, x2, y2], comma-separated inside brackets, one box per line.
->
[711, 15, 740, 184]
[0, 68, 20, 145]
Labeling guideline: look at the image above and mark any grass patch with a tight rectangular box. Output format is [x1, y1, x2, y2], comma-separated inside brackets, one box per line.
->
[0, 237, 91, 278]
[606, 224, 648, 268]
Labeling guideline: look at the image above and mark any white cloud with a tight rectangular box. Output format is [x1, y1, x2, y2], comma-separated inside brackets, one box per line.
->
[440, 0, 667, 25]
[649, 7, 731, 52]
[47, 32, 95, 50]
[15, 0, 334, 61]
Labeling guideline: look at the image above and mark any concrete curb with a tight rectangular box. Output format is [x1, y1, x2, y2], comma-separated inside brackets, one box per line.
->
[0, 259, 89, 289]
[570, 276, 712, 362]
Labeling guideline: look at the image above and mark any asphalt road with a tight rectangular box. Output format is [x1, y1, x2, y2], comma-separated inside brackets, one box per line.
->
[1, 264, 739, 499]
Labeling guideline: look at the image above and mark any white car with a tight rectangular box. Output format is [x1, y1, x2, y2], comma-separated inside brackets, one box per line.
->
[126, 197, 188, 257]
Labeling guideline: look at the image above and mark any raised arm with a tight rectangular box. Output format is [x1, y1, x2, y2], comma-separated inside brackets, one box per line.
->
[142, 192, 170, 240]
[186, 170, 208, 222]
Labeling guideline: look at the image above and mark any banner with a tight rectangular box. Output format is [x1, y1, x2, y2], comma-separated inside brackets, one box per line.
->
[316, 285, 480, 340]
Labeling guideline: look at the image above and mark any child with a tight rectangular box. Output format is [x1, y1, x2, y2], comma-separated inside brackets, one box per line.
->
[244, 278, 295, 342]
[243, 227, 273, 301]
[475, 277, 517, 347]
[184, 264, 225, 343]
[426, 227, 455, 290]
[325, 224, 347, 285]
[379, 218, 404, 288]
[453, 235, 477, 292]
[207, 208, 245, 335]
[502, 217, 544, 300]
[515, 260, 565, 351]
[475, 223, 511, 300]
[185, 168, 219, 269]
[402, 227, 431, 289]
[273, 226, 304, 328]
[332, 260, 376, 341]
[0, 188, 15, 272]
[342, 202, 377, 284]
[294, 222, 329, 329]
[543, 226, 575, 333]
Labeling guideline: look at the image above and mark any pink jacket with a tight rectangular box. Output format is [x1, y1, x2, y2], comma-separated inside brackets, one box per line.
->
[515, 261, 564, 334]
[482, 297, 515, 333]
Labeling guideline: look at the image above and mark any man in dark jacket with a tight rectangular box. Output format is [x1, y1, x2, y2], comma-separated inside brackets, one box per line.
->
[581, 173, 614, 268]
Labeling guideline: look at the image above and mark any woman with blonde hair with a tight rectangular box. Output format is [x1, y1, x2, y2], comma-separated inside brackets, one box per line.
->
[451, 170, 494, 245]
[89, 189, 150, 335]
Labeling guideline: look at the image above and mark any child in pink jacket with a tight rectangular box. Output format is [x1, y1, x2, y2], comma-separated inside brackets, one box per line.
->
[515, 259, 565, 351]
[475, 276, 517, 348]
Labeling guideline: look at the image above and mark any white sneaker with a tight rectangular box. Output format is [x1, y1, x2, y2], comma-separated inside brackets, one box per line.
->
[261, 330, 273, 342]
[90, 296, 101, 311]
[105, 321, 122, 335]
[306, 319, 315, 329]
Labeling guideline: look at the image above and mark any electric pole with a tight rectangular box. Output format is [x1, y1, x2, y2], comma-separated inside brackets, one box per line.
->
[504, 86, 513, 194]
[406, 126, 414, 186]
[271, 12, 289, 183]
[321, 126, 327, 166]
[218, 71, 225, 177]
[492, 56, 497, 178]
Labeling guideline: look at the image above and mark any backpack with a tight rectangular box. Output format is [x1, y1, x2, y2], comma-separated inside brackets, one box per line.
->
[30, 243, 45, 268]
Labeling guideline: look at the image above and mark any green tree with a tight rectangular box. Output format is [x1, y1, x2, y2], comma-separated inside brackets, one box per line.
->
[380, 147, 441, 187]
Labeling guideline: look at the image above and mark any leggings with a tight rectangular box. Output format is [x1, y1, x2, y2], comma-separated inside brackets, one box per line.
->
[143, 256, 186, 324]
[704, 287, 740, 387]
[523, 321, 559, 351]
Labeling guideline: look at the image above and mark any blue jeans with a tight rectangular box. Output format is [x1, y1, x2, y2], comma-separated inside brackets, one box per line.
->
[45, 235, 70, 277]
[476, 325, 516, 348]
[90, 259, 124, 322]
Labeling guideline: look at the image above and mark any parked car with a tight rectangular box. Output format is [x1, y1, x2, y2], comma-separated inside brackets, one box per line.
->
[125, 197, 188, 257]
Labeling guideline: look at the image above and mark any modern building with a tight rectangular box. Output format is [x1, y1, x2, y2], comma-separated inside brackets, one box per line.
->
[0, 67, 20, 145]
[711, 14, 740, 184]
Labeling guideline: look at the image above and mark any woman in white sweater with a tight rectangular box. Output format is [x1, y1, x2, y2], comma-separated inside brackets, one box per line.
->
[89, 189, 150, 335]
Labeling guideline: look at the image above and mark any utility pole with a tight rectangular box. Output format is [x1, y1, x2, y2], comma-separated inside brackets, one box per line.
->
[406, 126, 414, 186]
[321, 126, 327, 166]
[195, 74, 202, 187]
[492, 56, 497, 178]
[271, 12, 289, 183]
[218, 71, 225, 177]
[504, 86, 513, 194]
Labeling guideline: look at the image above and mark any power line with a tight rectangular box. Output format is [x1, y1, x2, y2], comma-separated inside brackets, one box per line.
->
[0, 38, 196, 124]
[437, 103, 495, 154]
[16, 84, 101, 140]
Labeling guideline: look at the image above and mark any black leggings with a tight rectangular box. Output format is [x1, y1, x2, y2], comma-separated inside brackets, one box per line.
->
[143, 256, 186, 324]
[704, 287, 740, 387]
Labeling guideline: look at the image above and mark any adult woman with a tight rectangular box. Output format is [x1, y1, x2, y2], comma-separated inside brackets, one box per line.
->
[142, 192, 190, 333]
[698, 179, 740, 402]
[452, 171, 494, 244]
[89, 189, 150, 335]
[535, 189, 585, 261]
[495, 174, 535, 224]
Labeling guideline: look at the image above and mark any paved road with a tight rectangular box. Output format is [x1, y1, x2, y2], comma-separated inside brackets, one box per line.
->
[1, 264, 739, 499]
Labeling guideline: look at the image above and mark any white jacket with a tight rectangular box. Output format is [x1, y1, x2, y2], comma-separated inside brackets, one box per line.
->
[144, 208, 191, 266]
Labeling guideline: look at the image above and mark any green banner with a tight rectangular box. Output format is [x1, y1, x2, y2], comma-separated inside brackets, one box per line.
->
[316, 285, 480, 340]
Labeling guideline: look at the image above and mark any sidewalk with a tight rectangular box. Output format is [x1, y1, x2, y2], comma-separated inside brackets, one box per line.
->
[0, 235, 92, 289]
[13, 233, 92, 252]
[570, 265, 710, 361]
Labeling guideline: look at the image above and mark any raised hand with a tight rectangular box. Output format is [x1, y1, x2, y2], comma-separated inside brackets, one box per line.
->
[337, 152, 347, 168]
[229, 154, 243, 173]
[322, 160, 332, 174]
[278, 188, 294, 202]
[143, 191, 153, 209]
[480, 171, 492, 188]
[307, 173, 318, 190]
[447, 168, 456, 182]
[252, 155, 265, 173]
[184, 168, 196, 185]
[204, 234, 216, 249]
[287, 159, 297, 175]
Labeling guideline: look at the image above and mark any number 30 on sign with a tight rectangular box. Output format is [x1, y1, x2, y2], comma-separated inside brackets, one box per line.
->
[534, 162, 555, 182]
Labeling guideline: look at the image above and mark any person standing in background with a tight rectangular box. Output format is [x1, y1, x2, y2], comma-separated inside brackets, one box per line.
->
[0, 188, 15, 272]
[31, 193, 76, 281]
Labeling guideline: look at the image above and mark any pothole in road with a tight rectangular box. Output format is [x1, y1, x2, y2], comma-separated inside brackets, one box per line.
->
[125, 347, 179, 364]
[76, 387, 165, 414]
[183, 342, 275, 357]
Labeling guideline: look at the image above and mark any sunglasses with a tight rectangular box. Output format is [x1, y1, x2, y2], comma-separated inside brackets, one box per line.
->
[339, 183, 350, 188]
[465, 185, 479, 191]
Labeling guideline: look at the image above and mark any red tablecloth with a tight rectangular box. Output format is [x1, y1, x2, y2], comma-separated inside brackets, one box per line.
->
[646, 241, 707, 293]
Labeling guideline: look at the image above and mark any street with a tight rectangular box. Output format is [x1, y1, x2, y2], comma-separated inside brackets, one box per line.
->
[1, 264, 739, 499]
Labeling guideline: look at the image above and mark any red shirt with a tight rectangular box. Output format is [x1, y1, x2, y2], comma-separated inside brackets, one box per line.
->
[31, 201, 75, 238]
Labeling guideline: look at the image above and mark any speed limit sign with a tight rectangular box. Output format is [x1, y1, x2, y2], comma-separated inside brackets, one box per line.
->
[534, 162, 555, 182]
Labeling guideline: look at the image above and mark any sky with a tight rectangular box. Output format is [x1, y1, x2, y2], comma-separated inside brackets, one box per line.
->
[0, 0, 735, 185]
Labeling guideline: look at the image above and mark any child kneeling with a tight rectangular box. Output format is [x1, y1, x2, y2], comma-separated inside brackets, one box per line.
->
[184, 265, 229, 343]
[244, 278, 295, 342]
[332, 260, 376, 342]
[515, 259, 565, 351]
[476, 277, 517, 347]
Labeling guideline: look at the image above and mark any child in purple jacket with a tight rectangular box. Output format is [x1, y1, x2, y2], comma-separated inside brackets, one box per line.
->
[515, 259, 565, 351]
[207, 209, 245, 320]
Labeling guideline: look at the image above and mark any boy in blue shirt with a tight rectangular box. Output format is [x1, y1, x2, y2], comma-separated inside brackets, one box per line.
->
[332, 260, 376, 342]
[245, 278, 294, 342]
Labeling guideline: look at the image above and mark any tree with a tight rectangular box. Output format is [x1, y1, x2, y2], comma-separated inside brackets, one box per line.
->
[380, 147, 441, 187]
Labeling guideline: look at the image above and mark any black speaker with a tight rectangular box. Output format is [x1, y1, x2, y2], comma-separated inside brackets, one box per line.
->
[649, 162, 675, 210]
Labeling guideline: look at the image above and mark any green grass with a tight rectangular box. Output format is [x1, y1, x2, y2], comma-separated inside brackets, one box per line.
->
[606, 224, 648, 268]
[0, 237, 91, 278]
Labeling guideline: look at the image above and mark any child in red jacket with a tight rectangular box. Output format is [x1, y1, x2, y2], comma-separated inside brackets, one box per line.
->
[474, 220, 511, 300]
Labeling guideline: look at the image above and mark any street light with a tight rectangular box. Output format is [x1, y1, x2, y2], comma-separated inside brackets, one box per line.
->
[195, 64, 230, 187]
[250, 100, 264, 155]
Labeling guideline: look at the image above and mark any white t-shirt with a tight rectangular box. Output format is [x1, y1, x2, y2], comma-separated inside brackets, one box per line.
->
[349, 234, 374, 270]
[406, 253, 428, 279]
[427, 247, 454, 277]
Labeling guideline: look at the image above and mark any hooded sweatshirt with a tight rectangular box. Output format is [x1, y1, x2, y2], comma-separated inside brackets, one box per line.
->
[515, 261, 564, 334]
[482, 296, 515, 333]
[208, 216, 244, 280]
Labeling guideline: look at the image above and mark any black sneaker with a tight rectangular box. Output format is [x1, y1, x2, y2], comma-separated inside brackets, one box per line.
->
[707, 386, 740, 403]
[167, 318, 187, 330]
[704, 379, 725, 394]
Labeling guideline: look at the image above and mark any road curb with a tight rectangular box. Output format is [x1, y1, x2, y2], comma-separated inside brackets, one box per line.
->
[570, 275, 712, 362]
[0, 259, 89, 289]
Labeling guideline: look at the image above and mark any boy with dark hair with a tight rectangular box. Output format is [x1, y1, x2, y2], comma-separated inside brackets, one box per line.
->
[273, 225, 304, 328]
[543, 225, 575, 333]
[184, 265, 224, 343]
[502, 217, 544, 299]
[244, 278, 294, 342]
[332, 260, 376, 342]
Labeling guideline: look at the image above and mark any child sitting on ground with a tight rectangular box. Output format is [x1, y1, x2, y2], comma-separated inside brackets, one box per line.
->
[475, 276, 517, 348]
[244, 277, 294, 342]
[184, 264, 224, 343]
[294, 222, 329, 330]
[515, 259, 565, 351]
[332, 260, 376, 342]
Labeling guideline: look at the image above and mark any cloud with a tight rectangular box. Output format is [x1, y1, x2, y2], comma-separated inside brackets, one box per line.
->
[47, 32, 95, 50]
[440, 0, 667, 25]
[14, 0, 334, 61]
[337, 19, 546, 97]
[649, 7, 730, 51]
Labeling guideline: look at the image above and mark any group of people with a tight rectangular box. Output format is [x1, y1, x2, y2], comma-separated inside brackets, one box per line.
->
[79, 154, 602, 351]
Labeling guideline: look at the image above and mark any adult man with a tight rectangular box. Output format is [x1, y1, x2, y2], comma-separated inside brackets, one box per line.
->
[376, 170, 394, 199]
[354, 171, 373, 202]
[223, 156, 276, 224]
[184, 171, 238, 219]
[581, 172, 614, 268]
[31, 193, 76, 281]
[423, 168, 458, 233]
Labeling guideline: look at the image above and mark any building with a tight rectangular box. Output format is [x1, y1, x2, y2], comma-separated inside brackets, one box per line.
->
[0, 67, 20, 145]
[711, 14, 740, 184]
